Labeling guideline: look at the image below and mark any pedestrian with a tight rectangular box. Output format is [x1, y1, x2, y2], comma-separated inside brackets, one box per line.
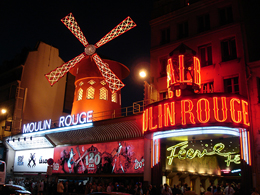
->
[146, 184, 153, 195]
[205, 187, 213, 195]
[224, 183, 235, 195]
[8, 178, 14, 184]
[162, 185, 172, 195]
[251, 188, 259, 195]
[184, 187, 197, 195]
[38, 180, 44, 195]
[200, 184, 205, 195]
[214, 187, 222, 195]
[57, 180, 64, 195]
[107, 182, 113, 192]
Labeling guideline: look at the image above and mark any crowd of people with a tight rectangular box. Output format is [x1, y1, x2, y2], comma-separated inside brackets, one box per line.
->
[7, 178, 259, 195]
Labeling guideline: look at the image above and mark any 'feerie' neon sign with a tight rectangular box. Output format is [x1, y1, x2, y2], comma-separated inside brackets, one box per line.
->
[143, 95, 249, 133]
[23, 111, 93, 134]
[167, 141, 241, 166]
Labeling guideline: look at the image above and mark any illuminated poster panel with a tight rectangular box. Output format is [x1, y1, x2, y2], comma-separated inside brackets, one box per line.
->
[53, 139, 144, 174]
[14, 148, 54, 172]
[165, 137, 241, 175]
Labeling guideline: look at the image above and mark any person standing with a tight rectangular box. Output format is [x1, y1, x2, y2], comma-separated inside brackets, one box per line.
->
[184, 187, 197, 195]
[38, 180, 44, 195]
[205, 187, 213, 195]
[224, 183, 235, 195]
[214, 187, 223, 195]
[200, 184, 205, 195]
[57, 180, 64, 195]
[107, 182, 113, 192]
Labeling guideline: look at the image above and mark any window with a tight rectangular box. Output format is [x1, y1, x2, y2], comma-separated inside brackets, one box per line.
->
[178, 21, 188, 39]
[257, 77, 260, 103]
[197, 14, 210, 33]
[160, 91, 167, 100]
[221, 37, 237, 62]
[79, 81, 84, 86]
[100, 80, 106, 85]
[224, 77, 239, 94]
[198, 44, 212, 67]
[160, 28, 170, 45]
[112, 92, 117, 103]
[86, 86, 95, 99]
[88, 80, 96, 85]
[99, 87, 108, 100]
[201, 82, 214, 93]
[77, 88, 83, 101]
[159, 57, 168, 77]
[219, 6, 233, 26]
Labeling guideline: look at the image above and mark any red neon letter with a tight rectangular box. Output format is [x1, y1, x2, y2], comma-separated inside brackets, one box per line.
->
[168, 88, 174, 99]
[167, 58, 176, 88]
[158, 104, 163, 128]
[230, 98, 242, 123]
[193, 57, 201, 87]
[179, 55, 184, 83]
[142, 109, 148, 132]
[176, 89, 181, 97]
[181, 100, 195, 125]
[149, 107, 158, 130]
[242, 100, 250, 126]
[164, 102, 176, 127]
[197, 98, 210, 123]
[213, 97, 228, 122]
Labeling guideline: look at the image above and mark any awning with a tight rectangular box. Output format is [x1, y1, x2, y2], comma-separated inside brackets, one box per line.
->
[46, 114, 143, 146]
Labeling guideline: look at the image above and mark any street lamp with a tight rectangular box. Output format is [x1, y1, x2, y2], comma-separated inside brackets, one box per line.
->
[139, 70, 147, 78]
[0, 107, 12, 134]
[1, 109, 7, 114]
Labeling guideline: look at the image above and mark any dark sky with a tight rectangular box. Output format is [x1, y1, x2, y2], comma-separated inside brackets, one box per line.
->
[0, 0, 152, 108]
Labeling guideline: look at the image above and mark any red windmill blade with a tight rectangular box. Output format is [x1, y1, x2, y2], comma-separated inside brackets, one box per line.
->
[92, 54, 124, 93]
[61, 13, 89, 47]
[45, 53, 85, 86]
[45, 13, 136, 93]
[95, 16, 136, 48]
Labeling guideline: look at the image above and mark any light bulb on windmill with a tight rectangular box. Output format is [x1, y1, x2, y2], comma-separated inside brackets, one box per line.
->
[45, 13, 136, 119]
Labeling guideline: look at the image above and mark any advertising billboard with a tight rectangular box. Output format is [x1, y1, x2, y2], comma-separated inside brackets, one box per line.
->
[14, 148, 54, 172]
[165, 137, 241, 175]
[53, 139, 144, 174]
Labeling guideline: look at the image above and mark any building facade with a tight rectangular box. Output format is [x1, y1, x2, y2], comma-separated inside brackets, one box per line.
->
[149, 0, 260, 191]
[0, 41, 71, 143]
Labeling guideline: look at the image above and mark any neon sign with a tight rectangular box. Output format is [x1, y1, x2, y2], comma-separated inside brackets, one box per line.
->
[23, 111, 93, 134]
[167, 54, 201, 97]
[143, 95, 249, 133]
[167, 141, 241, 167]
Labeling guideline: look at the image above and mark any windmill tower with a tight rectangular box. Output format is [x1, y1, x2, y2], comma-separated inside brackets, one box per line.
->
[45, 13, 136, 120]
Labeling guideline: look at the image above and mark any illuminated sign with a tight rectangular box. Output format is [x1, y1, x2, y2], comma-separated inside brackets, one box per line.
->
[6, 136, 53, 150]
[22, 111, 93, 134]
[14, 148, 54, 172]
[52, 139, 144, 174]
[231, 169, 241, 173]
[167, 55, 201, 89]
[143, 94, 249, 133]
[167, 141, 240, 167]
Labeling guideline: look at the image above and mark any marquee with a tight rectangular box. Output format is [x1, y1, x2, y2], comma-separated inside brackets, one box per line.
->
[143, 94, 249, 133]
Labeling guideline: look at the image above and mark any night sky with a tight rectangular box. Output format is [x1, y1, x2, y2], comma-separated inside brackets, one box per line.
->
[0, 0, 152, 108]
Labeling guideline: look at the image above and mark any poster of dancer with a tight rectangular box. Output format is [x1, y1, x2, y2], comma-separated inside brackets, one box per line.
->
[52, 139, 144, 174]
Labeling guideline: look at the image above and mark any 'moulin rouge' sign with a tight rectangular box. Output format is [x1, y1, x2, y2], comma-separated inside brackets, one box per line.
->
[143, 94, 250, 133]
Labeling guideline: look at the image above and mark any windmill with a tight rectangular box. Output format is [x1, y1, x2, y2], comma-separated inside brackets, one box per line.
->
[45, 13, 136, 94]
